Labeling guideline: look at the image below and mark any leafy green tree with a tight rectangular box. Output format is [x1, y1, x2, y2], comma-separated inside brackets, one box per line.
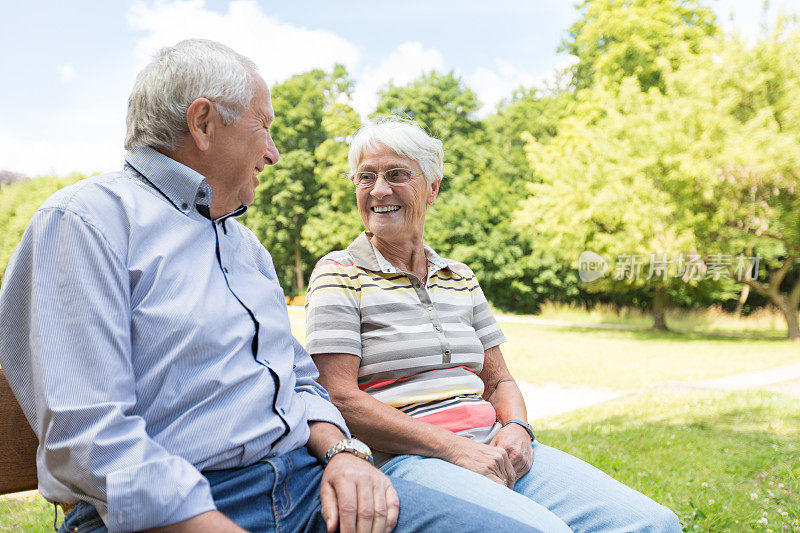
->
[517, 78, 700, 330]
[0, 174, 86, 283]
[519, 23, 800, 338]
[562, 0, 717, 92]
[242, 66, 360, 294]
[665, 23, 800, 339]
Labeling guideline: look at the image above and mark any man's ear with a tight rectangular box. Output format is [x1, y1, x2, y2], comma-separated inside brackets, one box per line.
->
[186, 98, 216, 152]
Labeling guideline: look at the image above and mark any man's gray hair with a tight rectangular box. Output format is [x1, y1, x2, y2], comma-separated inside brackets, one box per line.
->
[348, 117, 444, 185]
[125, 39, 258, 152]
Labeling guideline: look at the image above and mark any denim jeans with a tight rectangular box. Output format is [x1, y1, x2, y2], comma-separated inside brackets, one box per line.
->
[60, 446, 539, 532]
[381, 440, 681, 533]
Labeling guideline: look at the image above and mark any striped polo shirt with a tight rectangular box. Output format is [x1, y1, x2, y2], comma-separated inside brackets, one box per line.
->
[305, 232, 507, 460]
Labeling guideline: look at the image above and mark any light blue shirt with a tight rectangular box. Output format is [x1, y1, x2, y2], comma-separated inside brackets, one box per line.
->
[0, 147, 349, 531]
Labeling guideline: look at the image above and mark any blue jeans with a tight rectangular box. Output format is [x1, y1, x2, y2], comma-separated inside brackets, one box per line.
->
[60, 447, 539, 532]
[381, 440, 681, 532]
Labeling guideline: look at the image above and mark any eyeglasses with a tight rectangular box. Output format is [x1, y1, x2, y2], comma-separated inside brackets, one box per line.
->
[350, 168, 422, 189]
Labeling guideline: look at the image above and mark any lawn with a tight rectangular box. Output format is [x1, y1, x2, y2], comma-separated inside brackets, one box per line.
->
[537, 389, 800, 532]
[2, 307, 798, 532]
[500, 321, 800, 390]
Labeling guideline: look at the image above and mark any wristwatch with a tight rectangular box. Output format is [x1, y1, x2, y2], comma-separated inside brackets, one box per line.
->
[323, 438, 374, 465]
[504, 418, 536, 442]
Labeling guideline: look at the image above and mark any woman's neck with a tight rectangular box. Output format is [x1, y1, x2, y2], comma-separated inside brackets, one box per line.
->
[370, 233, 428, 281]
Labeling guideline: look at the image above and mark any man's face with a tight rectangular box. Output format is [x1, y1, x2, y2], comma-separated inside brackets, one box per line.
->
[208, 72, 279, 216]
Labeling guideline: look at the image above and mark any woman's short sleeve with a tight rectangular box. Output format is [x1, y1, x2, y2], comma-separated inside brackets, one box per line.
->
[465, 267, 507, 350]
[305, 257, 363, 357]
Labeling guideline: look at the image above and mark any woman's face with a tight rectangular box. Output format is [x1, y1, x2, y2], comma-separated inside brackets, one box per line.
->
[355, 143, 440, 243]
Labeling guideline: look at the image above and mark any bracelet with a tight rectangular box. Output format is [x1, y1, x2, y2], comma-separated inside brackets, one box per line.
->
[504, 418, 535, 442]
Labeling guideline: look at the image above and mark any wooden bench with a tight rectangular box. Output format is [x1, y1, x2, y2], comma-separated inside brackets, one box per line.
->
[0, 368, 39, 495]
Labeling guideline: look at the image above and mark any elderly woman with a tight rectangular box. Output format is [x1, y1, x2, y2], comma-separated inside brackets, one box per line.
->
[305, 117, 680, 532]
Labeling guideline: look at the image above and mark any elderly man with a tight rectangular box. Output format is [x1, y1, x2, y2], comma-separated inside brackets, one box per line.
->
[0, 40, 537, 533]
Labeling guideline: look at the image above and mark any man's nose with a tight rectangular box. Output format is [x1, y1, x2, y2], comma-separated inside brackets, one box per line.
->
[264, 134, 279, 166]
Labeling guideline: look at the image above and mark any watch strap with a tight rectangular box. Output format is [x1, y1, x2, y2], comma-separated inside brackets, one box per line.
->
[323, 438, 374, 465]
[504, 418, 535, 441]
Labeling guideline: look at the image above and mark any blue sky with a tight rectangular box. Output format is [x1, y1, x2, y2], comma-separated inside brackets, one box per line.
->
[1, 0, 798, 176]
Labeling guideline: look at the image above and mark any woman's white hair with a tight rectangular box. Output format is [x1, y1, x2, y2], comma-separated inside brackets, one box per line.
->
[348, 117, 444, 185]
[125, 39, 258, 152]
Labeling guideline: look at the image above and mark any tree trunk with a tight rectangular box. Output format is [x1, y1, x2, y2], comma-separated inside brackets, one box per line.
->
[783, 307, 800, 341]
[734, 284, 750, 318]
[652, 285, 668, 331]
[743, 257, 800, 340]
[294, 246, 305, 292]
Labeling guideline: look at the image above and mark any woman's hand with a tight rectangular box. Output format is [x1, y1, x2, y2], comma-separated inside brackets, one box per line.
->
[490, 424, 533, 483]
[442, 436, 517, 488]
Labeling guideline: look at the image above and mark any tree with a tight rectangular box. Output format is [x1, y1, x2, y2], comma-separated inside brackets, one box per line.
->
[0, 170, 28, 186]
[666, 23, 800, 339]
[518, 23, 800, 338]
[562, 0, 717, 92]
[242, 66, 360, 294]
[516, 78, 700, 331]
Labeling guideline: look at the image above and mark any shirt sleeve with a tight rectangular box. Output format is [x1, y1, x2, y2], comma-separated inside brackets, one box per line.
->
[290, 336, 351, 437]
[464, 266, 507, 349]
[0, 207, 215, 531]
[304, 259, 363, 357]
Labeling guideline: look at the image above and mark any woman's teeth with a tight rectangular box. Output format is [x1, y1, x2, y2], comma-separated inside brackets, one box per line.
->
[372, 206, 400, 213]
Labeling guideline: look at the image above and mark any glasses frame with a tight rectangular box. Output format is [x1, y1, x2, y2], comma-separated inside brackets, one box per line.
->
[349, 168, 423, 189]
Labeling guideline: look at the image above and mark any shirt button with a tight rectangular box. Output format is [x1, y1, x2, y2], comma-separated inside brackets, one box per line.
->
[414, 283, 421, 288]
[427, 306, 433, 311]
[444, 350, 451, 356]
[434, 325, 442, 331]
[181, 202, 189, 210]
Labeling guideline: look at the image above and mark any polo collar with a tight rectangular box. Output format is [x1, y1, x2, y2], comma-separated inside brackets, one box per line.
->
[125, 147, 213, 216]
[346, 231, 461, 279]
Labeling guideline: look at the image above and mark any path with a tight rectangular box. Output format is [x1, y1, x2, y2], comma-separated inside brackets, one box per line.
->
[519, 361, 800, 420]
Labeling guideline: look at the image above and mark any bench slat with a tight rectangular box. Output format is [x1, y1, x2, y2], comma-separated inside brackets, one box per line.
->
[0, 369, 39, 494]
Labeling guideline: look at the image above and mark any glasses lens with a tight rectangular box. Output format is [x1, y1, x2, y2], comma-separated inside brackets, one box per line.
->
[386, 169, 413, 184]
[354, 172, 377, 188]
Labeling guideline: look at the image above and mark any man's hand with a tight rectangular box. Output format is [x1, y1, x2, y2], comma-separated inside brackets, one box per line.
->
[144, 510, 246, 532]
[489, 423, 533, 484]
[319, 452, 399, 533]
[441, 436, 516, 488]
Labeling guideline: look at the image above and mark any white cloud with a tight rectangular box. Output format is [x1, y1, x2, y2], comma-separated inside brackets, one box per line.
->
[0, 106, 126, 176]
[466, 59, 538, 116]
[57, 63, 77, 82]
[351, 41, 445, 116]
[466, 55, 577, 116]
[127, 0, 360, 84]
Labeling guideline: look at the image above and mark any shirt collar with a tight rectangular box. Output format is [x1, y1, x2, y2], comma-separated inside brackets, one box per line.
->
[346, 231, 460, 278]
[125, 147, 213, 216]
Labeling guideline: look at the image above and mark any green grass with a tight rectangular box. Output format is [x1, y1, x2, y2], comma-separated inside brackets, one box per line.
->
[0, 492, 58, 532]
[500, 321, 800, 390]
[537, 389, 800, 532]
[530, 301, 793, 337]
